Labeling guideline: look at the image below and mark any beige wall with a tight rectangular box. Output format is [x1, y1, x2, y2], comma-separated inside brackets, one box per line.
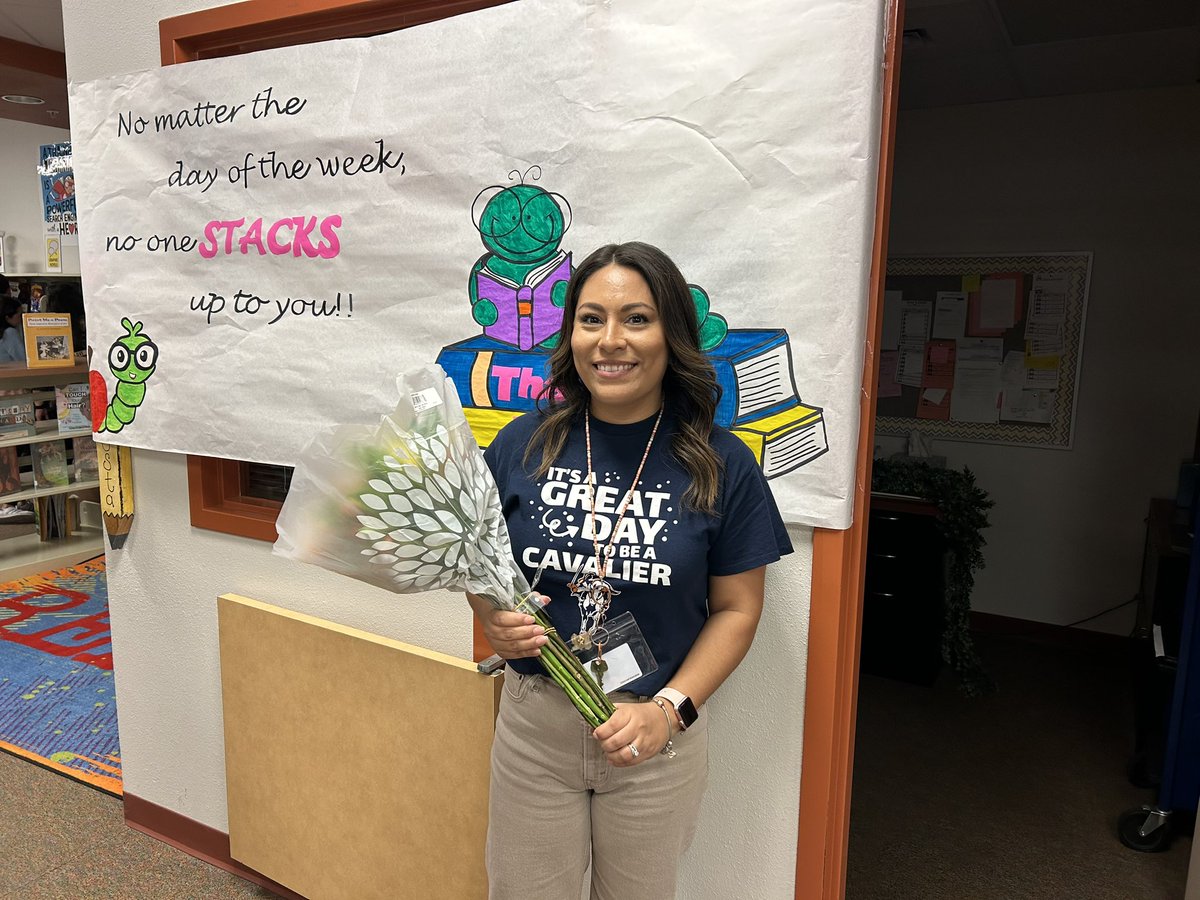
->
[0, 118, 78, 275]
[884, 85, 1200, 633]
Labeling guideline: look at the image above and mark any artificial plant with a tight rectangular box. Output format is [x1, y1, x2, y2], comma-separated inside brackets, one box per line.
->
[871, 458, 995, 696]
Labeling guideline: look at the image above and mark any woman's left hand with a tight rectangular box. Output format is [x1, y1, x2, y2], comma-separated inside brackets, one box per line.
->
[592, 701, 672, 768]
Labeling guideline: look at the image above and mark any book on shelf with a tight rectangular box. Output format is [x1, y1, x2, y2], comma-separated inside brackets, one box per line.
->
[36, 494, 68, 541]
[32, 439, 69, 488]
[0, 393, 35, 426]
[0, 446, 20, 495]
[0, 422, 37, 439]
[55, 382, 91, 432]
[73, 434, 99, 482]
[27, 283, 47, 312]
[21, 313, 74, 368]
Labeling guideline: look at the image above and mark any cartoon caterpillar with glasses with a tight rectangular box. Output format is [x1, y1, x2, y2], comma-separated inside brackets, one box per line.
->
[90, 318, 159, 434]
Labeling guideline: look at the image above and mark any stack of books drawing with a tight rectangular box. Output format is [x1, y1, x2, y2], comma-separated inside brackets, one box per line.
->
[712, 330, 828, 478]
[436, 327, 827, 478]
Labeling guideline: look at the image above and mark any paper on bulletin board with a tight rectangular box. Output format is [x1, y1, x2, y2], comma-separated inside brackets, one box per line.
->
[931, 291, 967, 339]
[917, 388, 950, 420]
[878, 350, 902, 399]
[68, 0, 889, 530]
[1001, 389, 1053, 423]
[881, 291, 903, 350]
[921, 339, 955, 390]
[967, 274, 1023, 336]
[950, 341, 1001, 424]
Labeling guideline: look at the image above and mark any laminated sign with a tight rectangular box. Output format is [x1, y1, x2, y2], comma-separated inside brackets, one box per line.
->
[68, 0, 888, 529]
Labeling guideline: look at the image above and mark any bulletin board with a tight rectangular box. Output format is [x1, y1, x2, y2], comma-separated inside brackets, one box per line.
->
[875, 253, 1091, 449]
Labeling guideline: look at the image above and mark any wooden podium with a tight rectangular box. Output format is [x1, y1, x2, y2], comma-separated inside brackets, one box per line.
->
[218, 594, 502, 900]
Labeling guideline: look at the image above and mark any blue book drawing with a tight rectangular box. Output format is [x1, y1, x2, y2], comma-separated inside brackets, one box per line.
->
[436, 336, 553, 414]
[710, 330, 800, 427]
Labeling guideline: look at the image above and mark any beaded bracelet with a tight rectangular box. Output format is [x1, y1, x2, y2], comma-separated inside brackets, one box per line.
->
[652, 697, 677, 759]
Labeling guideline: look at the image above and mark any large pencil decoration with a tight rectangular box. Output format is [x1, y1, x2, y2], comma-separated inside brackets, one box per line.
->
[97, 442, 134, 549]
[88, 317, 158, 551]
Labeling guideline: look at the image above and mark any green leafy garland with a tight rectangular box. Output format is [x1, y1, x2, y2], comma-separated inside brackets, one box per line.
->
[871, 459, 995, 696]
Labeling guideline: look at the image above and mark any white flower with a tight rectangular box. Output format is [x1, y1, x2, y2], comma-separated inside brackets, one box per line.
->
[354, 428, 520, 602]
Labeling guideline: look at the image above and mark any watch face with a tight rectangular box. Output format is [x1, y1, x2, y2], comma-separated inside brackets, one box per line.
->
[677, 696, 699, 729]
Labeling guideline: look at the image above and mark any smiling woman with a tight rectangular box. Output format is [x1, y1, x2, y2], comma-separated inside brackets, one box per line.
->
[572, 264, 667, 423]
[467, 241, 794, 898]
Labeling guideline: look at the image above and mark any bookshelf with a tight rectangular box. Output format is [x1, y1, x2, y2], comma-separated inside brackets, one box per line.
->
[0, 361, 102, 581]
[0, 420, 90, 449]
[2, 478, 102, 505]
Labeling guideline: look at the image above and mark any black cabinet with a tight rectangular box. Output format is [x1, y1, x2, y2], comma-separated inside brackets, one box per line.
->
[1128, 498, 1192, 787]
[860, 495, 946, 685]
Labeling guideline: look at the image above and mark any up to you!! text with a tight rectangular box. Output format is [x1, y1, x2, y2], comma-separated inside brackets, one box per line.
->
[190, 289, 353, 325]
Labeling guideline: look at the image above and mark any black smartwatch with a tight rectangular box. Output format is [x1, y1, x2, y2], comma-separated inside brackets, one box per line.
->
[655, 688, 698, 732]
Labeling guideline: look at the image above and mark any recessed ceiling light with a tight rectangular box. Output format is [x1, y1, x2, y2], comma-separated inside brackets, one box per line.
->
[2, 95, 46, 105]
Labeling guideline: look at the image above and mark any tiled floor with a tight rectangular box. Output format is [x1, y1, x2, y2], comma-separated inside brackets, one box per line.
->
[0, 751, 275, 900]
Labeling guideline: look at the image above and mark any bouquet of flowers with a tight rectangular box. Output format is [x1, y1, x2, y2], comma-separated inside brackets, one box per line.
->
[273, 364, 615, 727]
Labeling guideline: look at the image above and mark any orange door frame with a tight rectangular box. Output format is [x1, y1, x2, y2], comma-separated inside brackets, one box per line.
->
[794, 3, 903, 895]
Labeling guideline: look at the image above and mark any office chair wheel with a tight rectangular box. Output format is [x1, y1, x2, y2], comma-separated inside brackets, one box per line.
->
[1118, 806, 1173, 853]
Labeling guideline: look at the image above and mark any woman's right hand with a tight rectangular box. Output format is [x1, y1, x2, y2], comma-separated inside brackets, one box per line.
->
[472, 595, 550, 659]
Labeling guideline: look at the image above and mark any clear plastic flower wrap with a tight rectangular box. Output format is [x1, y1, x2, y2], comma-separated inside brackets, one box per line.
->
[273, 364, 615, 726]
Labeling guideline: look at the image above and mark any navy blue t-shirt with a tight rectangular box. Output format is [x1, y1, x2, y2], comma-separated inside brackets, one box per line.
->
[484, 409, 793, 696]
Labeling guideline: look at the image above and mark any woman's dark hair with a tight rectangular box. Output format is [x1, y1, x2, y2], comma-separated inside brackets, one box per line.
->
[43, 283, 86, 351]
[1, 297, 20, 330]
[524, 241, 724, 514]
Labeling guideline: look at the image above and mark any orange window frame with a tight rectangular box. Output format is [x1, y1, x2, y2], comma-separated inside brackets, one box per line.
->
[168, 1, 903, 896]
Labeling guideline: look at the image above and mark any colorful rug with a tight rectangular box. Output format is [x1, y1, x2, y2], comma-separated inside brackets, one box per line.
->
[0, 557, 121, 795]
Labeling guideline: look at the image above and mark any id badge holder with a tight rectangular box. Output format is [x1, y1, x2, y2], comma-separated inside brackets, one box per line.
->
[573, 611, 658, 694]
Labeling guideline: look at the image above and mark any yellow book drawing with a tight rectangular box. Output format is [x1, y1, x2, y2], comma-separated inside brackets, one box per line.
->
[732, 403, 828, 478]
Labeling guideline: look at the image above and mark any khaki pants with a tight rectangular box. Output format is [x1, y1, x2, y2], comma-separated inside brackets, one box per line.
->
[487, 671, 709, 900]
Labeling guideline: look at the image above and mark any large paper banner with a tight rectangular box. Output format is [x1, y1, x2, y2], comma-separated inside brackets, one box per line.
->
[68, 0, 886, 529]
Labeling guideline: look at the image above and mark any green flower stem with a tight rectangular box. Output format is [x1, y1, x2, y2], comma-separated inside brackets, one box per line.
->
[552, 642, 611, 722]
[539, 637, 609, 725]
[511, 588, 614, 724]
[522, 608, 614, 725]
[543, 654, 603, 728]
[536, 639, 601, 724]
[534, 610, 615, 718]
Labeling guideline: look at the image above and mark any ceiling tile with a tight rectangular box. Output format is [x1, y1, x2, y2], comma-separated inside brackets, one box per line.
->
[0, 0, 65, 52]
[902, 0, 1011, 56]
[1011, 27, 1200, 97]
[993, 0, 1200, 45]
[899, 51, 1025, 109]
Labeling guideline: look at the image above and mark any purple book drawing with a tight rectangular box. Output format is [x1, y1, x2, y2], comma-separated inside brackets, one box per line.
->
[475, 251, 572, 351]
